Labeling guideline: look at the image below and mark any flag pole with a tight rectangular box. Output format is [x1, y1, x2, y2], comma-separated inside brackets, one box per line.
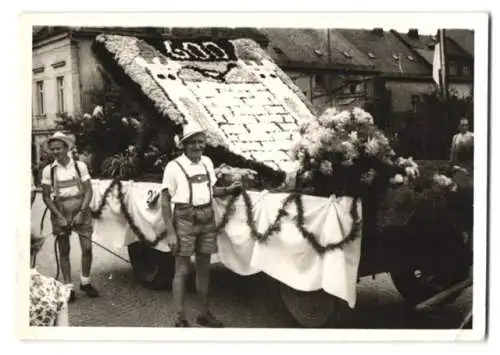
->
[439, 28, 448, 103]
[439, 28, 451, 159]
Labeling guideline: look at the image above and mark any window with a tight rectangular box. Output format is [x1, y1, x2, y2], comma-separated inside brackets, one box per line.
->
[56, 76, 65, 113]
[314, 74, 327, 94]
[463, 63, 471, 76]
[36, 81, 45, 116]
[449, 61, 458, 76]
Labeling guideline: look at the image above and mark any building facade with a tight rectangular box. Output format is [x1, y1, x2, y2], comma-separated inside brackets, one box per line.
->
[260, 28, 378, 115]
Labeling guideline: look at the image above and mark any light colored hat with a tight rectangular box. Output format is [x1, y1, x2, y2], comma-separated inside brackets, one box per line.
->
[44, 131, 75, 150]
[175, 121, 206, 146]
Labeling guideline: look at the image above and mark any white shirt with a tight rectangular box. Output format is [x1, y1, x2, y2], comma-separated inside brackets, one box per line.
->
[162, 154, 217, 206]
[41, 158, 91, 197]
[452, 131, 474, 148]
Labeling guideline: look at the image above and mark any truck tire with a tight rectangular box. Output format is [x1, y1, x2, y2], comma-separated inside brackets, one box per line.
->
[278, 282, 340, 328]
[128, 241, 175, 291]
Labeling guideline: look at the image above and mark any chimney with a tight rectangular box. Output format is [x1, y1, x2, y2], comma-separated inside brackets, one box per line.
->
[408, 29, 419, 39]
[372, 28, 384, 36]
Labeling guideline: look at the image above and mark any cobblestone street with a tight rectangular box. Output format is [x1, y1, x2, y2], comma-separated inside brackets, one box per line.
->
[33, 229, 472, 329]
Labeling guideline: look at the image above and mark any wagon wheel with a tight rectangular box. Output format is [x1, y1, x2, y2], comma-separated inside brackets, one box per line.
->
[278, 283, 339, 328]
[128, 241, 175, 291]
[390, 263, 469, 306]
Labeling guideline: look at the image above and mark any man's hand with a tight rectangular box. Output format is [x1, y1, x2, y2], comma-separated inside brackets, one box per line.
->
[56, 214, 70, 228]
[228, 181, 243, 194]
[166, 233, 178, 253]
[72, 211, 84, 226]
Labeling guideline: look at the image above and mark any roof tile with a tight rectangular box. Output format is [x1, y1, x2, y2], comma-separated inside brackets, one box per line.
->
[336, 29, 431, 76]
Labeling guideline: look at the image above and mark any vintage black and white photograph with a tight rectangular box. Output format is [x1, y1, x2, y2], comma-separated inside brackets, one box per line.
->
[19, 12, 488, 341]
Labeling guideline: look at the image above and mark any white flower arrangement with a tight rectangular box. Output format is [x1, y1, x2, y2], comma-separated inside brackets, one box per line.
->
[433, 174, 458, 192]
[291, 107, 392, 169]
[289, 106, 422, 191]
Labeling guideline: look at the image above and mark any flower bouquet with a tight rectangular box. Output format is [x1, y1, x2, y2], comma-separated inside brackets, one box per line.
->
[215, 163, 261, 190]
[288, 107, 419, 198]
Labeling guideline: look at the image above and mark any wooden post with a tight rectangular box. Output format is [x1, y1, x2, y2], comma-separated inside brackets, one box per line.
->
[415, 277, 472, 311]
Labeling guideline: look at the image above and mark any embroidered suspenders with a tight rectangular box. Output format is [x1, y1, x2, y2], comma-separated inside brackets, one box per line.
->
[174, 160, 212, 206]
[50, 161, 83, 201]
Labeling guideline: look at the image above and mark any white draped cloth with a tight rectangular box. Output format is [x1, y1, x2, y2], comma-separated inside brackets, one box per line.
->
[32, 180, 363, 308]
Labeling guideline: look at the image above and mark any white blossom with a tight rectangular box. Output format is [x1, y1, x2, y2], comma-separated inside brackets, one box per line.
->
[389, 174, 404, 184]
[433, 174, 454, 187]
[365, 137, 380, 156]
[92, 105, 104, 118]
[352, 107, 374, 125]
[348, 131, 358, 142]
[129, 118, 141, 128]
[319, 160, 333, 175]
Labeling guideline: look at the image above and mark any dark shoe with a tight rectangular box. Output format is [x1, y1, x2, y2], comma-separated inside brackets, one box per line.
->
[80, 283, 100, 298]
[68, 290, 76, 303]
[196, 312, 224, 328]
[174, 318, 190, 327]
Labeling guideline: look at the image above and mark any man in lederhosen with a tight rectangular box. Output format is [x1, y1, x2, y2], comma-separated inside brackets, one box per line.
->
[161, 123, 241, 327]
[41, 132, 99, 303]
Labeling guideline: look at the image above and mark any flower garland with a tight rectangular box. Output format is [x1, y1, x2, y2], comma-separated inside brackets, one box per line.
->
[89, 179, 361, 254]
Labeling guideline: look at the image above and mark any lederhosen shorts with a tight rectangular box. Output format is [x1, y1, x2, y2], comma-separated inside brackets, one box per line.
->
[50, 165, 93, 237]
[172, 161, 217, 256]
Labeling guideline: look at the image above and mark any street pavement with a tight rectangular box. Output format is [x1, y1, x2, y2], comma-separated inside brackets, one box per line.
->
[32, 226, 472, 329]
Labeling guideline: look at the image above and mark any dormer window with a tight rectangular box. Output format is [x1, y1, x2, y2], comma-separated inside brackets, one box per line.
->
[272, 46, 285, 56]
[342, 51, 352, 59]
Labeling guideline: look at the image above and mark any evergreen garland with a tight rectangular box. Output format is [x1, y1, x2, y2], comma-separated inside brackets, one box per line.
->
[90, 180, 362, 255]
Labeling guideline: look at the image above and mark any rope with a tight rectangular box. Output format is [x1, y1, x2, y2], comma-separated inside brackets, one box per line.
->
[38, 205, 130, 282]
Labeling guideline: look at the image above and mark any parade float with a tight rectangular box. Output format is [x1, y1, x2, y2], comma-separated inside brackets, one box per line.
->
[31, 34, 473, 327]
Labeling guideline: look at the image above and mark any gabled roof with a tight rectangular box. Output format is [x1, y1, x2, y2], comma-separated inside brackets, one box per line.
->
[392, 29, 473, 66]
[93, 34, 316, 173]
[335, 28, 431, 77]
[260, 28, 375, 71]
[391, 30, 436, 66]
[443, 34, 473, 58]
[446, 29, 474, 57]
[32, 26, 269, 47]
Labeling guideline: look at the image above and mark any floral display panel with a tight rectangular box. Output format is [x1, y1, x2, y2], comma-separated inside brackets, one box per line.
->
[95, 34, 316, 173]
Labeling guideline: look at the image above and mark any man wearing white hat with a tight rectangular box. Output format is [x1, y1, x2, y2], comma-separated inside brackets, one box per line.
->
[161, 122, 241, 327]
[40, 131, 99, 303]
